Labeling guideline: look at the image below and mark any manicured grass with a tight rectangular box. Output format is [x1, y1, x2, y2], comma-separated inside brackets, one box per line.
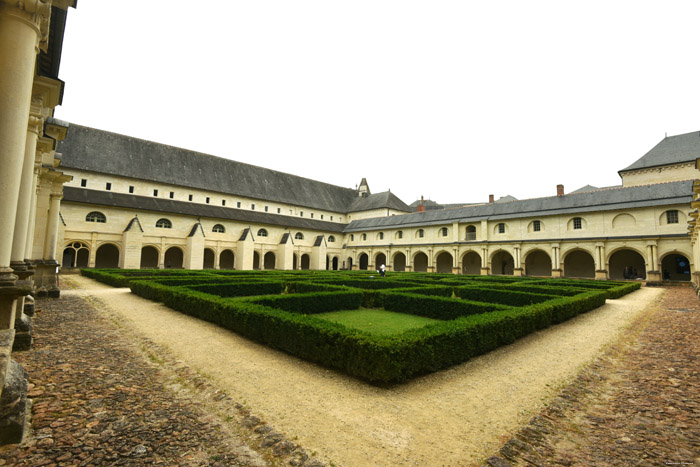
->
[316, 307, 441, 336]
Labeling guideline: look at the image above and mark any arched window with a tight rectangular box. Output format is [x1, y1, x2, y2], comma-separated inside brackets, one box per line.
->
[328, 235, 335, 242]
[417, 229, 424, 238]
[378, 232, 384, 240]
[396, 230, 403, 239]
[440, 227, 448, 237]
[350, 234, 355, 241]
[212, 224, 225, 233]
[361, 233, 367, 241]
[257, 228, 268, 237]
[295, 232, 304, 240]
[465, 225, 476, 240]
[85, 211, 106, 223]
[156, 218, 172, 229]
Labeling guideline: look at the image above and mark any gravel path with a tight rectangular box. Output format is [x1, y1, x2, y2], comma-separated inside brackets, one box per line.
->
[17, 275, 661, 466]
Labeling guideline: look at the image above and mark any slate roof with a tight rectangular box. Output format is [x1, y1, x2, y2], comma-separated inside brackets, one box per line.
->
[345, 180, 693, 231]
[57, 124, 362, 213]
[347, 191, 411, 213]
[620, 131, 700, 172]
[570, 185, 600, 194]
[63, 187, 347, 233]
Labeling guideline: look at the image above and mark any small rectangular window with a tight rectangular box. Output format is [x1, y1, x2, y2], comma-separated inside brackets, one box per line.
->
[277, 208, 281, 213]
[310, 213, 314, 218]
[169, 191, 174, 199]
[498, 223, 505, 234]
[237, 201, 241, 208]
[188, 194, 193, 201]
[106, 182, 111, 191]
[251, 204, 255, 210]
[153, 189, 158, 196]
[222, 200, 226, 206]
[533, 220, 541, 232]
[80, 179, 87, 187]
[265, 206, 268, 212]
[573, 218, 582, 230]
[330, 216, 333, 221]
[300, 211, 303, 217]
[206, 197, 210, 204]
[321, 214, 324, 219]
[129, 186, 134, 194]
[667, 210, 679, 224]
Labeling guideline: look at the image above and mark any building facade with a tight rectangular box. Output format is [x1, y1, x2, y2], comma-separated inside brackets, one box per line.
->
[56, 126, 699, 285]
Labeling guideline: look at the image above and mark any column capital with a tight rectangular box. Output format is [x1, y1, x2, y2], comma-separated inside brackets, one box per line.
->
[0, 0, 52, 52]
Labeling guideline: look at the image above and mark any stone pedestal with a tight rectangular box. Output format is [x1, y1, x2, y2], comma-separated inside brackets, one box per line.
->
[595, 269, 608, 280]
[427, 266, 436, 273]
[646, 270, 661, 282]
[551, 268, 563, 278]
[452, 266, 460, 275]
[480, 267, 490, 276]
[34, 260, 60, 297]
[513, 268, 524, 277]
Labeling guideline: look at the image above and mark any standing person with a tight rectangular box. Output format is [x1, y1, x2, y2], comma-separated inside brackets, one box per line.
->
[380, 264, 386, 277]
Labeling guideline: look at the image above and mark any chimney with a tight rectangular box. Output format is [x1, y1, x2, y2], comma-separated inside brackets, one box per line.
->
[489, 194, 494, 203]
[417, 195, 426, 212]
[557, 184, 564, 196]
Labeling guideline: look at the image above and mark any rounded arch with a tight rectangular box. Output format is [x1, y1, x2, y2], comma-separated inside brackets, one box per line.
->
[465, 225, 477, 240]
[358, 253, 369, 270]
[264, 251, 276, 270]
[212, 224, 225, 233]
[294, 232, 304, 240]
[491, 250, 514, 275]
[219, 249, 235, 269]
[62, 241, 90, 268]
[156, 218, 172, 229]
[659, 209, 684, 225]
[438, 227, 449, 238]
[164, 246, 184, 269]
[435, 251, 453, 273]
[413, 251, 429, 272]
[415, 229, 425, 239]
[375, 252, 387, 270]
[300, 253, 310, 270]
[257, 228, 268, 237]
[461, 251, 481, 274]
[140, 245, 159, 269]
[203, 248, 216, 269]
[567, 217, 587, 231]
[392, 252, 406, 272]
[524, 249, 551, 277]
[95, 243, 120, 268]
[328, 235, 336, 243]
[611, 213, 636, 229]
[86, 211, 106, 223]
[527, 220, 544, 233]
[346, 256, 353, 270]
[563, 249, 595, 278]
[253, 251, 261, 269]
[608, 248, 646, 280]
[377, 232, 384, 241]
[494, 223, 507, 235]
[661, 253, 691, 281]
[331, 256, 339, 270]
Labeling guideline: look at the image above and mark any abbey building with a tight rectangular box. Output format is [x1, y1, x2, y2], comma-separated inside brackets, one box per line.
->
[55, 124, 699, 284]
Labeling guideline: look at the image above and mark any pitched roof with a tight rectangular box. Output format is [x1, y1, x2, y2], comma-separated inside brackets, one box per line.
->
[63, 187, 347, 233]
[620, 131, 700, 172]
[57, 124, 359, 213]
[344, 180, 693, 231]
[347, 191, 411, 213]
[570, 184, 599, 194]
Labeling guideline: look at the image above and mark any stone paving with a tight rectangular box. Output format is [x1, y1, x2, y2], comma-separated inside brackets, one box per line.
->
[486, 286, 700, 467]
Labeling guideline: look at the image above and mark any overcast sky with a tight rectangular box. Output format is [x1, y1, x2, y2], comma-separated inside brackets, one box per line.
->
[55, 1, 699, 206]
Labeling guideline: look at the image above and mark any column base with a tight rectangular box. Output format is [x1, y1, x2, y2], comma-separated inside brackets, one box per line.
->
[513, 268, 524, 277]
[646, 270, 661, 283]
[480, 267, 490, 276]
[551, 268, 563, 278]
[452, 267, 460, 275]
[33, 260, 60, 296]
[404, 266, 412, 272]
[427, 266, 436, 273]
[0, 355, 29, 446]
[595, 269, 608, 280]
[12, 312, 32, 352]
[23, 295, 34, 317]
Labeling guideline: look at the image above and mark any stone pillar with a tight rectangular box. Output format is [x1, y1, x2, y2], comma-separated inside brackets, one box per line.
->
[404, 249, 412, 272]
[277, 235, 294, 270]
[595, 242, 608, 280]
[120, 218, 144, 269]
[23, 162, 41, 260]
[551, 244, 562, 278]
[480, 247, 490, 275]
[43, 192, 62, 261]
[427, 248, 435, 273]
[646, 242, 661, 282]
[214, 243, 220, 269]
[184, 223, 205, 270]
[451, 247, 460, 274]
[513, 245, 523, 276]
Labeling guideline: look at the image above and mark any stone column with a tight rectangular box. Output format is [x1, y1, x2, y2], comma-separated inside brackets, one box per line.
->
[646, 242, 661, 282]
[43, 192, 62, 261]
[513, 245, 523, 276]
[404, 248, 412, 272]
[551, 244, 562, 278]
[451, 247, 460, 274]
[23, 162, 41, 260]
[595, 242, 608, 280]
[480, 247, 490, 275]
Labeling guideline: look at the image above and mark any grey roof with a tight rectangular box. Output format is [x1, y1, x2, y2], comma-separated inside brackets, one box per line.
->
[345, 180, 693, 231]
[495, 195, 517, 203]
[347, 191, 411, 213]
[63, 187, 347, 233]
[57, 124, 361, 213]
[620, 131, 700, 172]
[570, 185, 599, 194]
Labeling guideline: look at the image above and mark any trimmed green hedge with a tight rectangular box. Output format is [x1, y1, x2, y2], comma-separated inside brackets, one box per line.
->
[380, 291, 510, 320]
[453, 286, 559, 306]
[245, 291, 363, 314]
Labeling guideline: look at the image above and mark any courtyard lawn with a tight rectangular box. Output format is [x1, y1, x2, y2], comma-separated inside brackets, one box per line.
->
[316, 308, 441, 336]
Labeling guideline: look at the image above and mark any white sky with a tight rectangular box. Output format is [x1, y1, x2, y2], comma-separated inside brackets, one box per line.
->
[55, 1, 700, 206]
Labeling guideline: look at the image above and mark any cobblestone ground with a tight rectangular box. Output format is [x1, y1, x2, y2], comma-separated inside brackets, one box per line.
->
[0, 292, 300, 466]
[487, 286, 700, 467]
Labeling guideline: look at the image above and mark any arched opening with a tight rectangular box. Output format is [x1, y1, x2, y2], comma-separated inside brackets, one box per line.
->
[609, 249, 646, 280]
[253, 251, 261, 270]
[525, 250, 551, 277]
[413, 252, 428, 272]
[326, 255, 330, 270]
[375, 253, 387, 271]
[563, 250, 595, 278]
[332, 256, 339, 270]
[164, 247, 184, 269]
[661, 254, 691, 281]
[465, 225, 477, 240]
[293, 253, 298, 270]
[203, 248, 216, 269]
[264, 251, 276, 270]
[62, 242, 90, 268]
[435, 252, 453, 273]
[462, 251, 481, 274]
[346, 257, 353, 270]
[358, 253, 369, 270]
[219, 250, 235, 269]
[491, 251, 514, 275]
[301, 254, 310, 270]
[140, 246, 159, 269]
[62, 248, 75, 268]
[95, 244, 119, 268]
[393, 252, 406, 272]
